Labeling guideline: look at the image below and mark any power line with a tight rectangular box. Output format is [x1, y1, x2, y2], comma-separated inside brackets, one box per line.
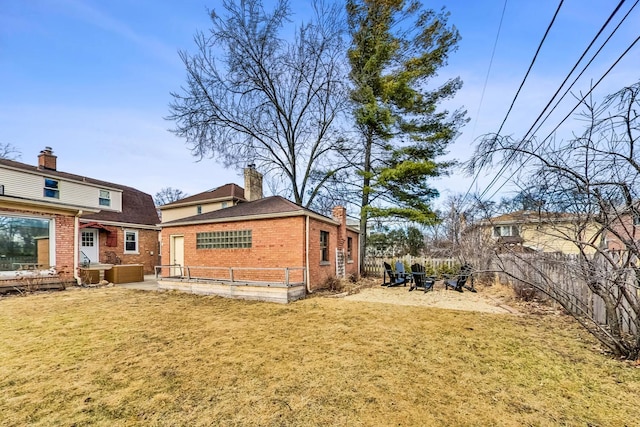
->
[459, 0, 565, 208]
[471, 0, 508, 140]
[472, 0, 633, 204]
[481, 34, 640, 202]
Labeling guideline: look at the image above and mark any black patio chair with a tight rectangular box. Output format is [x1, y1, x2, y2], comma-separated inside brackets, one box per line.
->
[382, 262, 409, 287]
[444, 263, 476, 293]
[409, 263, 435, 292]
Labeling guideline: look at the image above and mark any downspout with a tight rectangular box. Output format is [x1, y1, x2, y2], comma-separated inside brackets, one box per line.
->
[74, 210, 83, 285]
[305, 215, 312, 293]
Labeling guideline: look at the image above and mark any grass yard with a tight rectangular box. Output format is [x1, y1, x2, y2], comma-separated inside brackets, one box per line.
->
[0, 288, 639, 426]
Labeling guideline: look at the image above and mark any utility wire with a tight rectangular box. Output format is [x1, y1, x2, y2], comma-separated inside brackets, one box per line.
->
[476, 0, 631, 203]
[481, 34, 640, 202]
[459, 0, 564, 208]
[471, 0, 508, 140]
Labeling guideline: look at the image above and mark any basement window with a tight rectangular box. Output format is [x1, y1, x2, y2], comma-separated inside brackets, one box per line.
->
[43, 178, 59, 199]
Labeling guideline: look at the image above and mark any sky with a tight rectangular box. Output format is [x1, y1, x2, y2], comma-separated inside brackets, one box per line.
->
[1, 0, 638, 208]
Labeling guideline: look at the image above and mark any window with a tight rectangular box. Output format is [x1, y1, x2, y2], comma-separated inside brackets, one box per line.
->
[493, 225, 519, 238]
[221, 202, 228, 208]
[124, 230, 138, 253]
[43, 178, 59, 199]
[320, 231, 329, 263]
[196, 230, 252, 249]
[81, 231, 95, 247]
[0, 215, 51, 272]
[634, 211, 640, 226]
[197, 205, 202, 214]
[347, 237, 353, 261]
[99, 190, 111, 207]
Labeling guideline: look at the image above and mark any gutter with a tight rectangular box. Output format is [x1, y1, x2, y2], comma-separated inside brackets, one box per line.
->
[74, 210, 83, 285]
[305, 215, 312, 294]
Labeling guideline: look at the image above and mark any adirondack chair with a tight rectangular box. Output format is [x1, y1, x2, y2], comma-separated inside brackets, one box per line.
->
[382, 262, 409, 287]
[444, 263, 476, 293]
[409, 263, 435, 292]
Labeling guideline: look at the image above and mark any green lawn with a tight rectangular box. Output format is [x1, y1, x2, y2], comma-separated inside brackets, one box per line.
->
[0, 288, 638, 426]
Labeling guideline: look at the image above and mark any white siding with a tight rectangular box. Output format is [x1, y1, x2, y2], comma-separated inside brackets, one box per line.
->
[0, 167, 122, 211]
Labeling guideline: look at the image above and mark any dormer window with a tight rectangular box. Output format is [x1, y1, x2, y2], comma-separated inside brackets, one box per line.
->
[43, 178, 59, 199]
[99, 190, 111, 207]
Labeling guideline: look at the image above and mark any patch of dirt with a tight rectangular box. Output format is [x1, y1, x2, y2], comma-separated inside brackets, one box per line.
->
[333, 278, 520, 314]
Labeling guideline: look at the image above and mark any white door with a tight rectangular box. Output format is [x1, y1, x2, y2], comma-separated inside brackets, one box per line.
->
[80, 229, 99, 264]
[170, 235, 184, 277]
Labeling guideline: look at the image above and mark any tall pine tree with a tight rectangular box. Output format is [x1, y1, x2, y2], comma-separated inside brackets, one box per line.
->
[346, 0, 467, 270]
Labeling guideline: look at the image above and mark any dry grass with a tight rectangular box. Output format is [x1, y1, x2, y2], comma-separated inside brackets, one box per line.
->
[1, 288, 639, 426]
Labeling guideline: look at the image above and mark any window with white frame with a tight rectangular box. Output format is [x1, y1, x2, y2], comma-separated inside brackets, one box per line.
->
[320, 231, 329, 263]
[99, 190, 111, 207]
[43, 178, 59, 199]
[124, 230, 138, 253]
[493, 225, 519, 238]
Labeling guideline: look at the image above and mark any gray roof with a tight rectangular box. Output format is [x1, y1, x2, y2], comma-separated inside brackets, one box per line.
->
[162, 196, 334, 226]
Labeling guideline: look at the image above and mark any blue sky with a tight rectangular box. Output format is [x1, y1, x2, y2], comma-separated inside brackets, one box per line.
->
[1, 0, 638, 205]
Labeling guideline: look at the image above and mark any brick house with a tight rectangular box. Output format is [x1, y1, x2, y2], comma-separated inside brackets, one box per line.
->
[603, 205, 640, 252]
[0, 147, 159, 288]
[158, 196, 359, 301]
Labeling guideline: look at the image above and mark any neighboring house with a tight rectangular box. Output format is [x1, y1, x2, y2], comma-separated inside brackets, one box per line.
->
[478, 210, 601, 254]
[604, 206, 640, 252]
[159, 165, 263, 223]
[0, 147, 160, 286]
[159, 196, 359, 298]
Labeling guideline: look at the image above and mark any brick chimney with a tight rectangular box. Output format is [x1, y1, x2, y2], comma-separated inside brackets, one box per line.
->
[38, 147, 57, 171]
[244, 164, 263, 202]
[332, 206, 347, 250]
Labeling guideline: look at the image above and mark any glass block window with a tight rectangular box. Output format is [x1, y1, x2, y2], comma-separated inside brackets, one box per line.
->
[320, 230, 329, 262]
[99, 190, 111, 207]
[196, 230, 252, 249]
[43, 178, 59, 199]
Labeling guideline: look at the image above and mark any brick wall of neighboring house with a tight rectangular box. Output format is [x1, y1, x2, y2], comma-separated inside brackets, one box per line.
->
[607, 214, 640, 251]
[96, 228, 159, 274]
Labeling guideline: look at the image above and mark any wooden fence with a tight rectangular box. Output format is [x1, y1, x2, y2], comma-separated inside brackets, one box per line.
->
[364, 256, 458, 277]
[494, 252, 639, 334]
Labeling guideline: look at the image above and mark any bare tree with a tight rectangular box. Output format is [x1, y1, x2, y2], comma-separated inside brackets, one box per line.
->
[168, 0, 349, 207]
[469, 83, 640, 360]
[154, 187, 188, 206]
[0, 143, 21, 160]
